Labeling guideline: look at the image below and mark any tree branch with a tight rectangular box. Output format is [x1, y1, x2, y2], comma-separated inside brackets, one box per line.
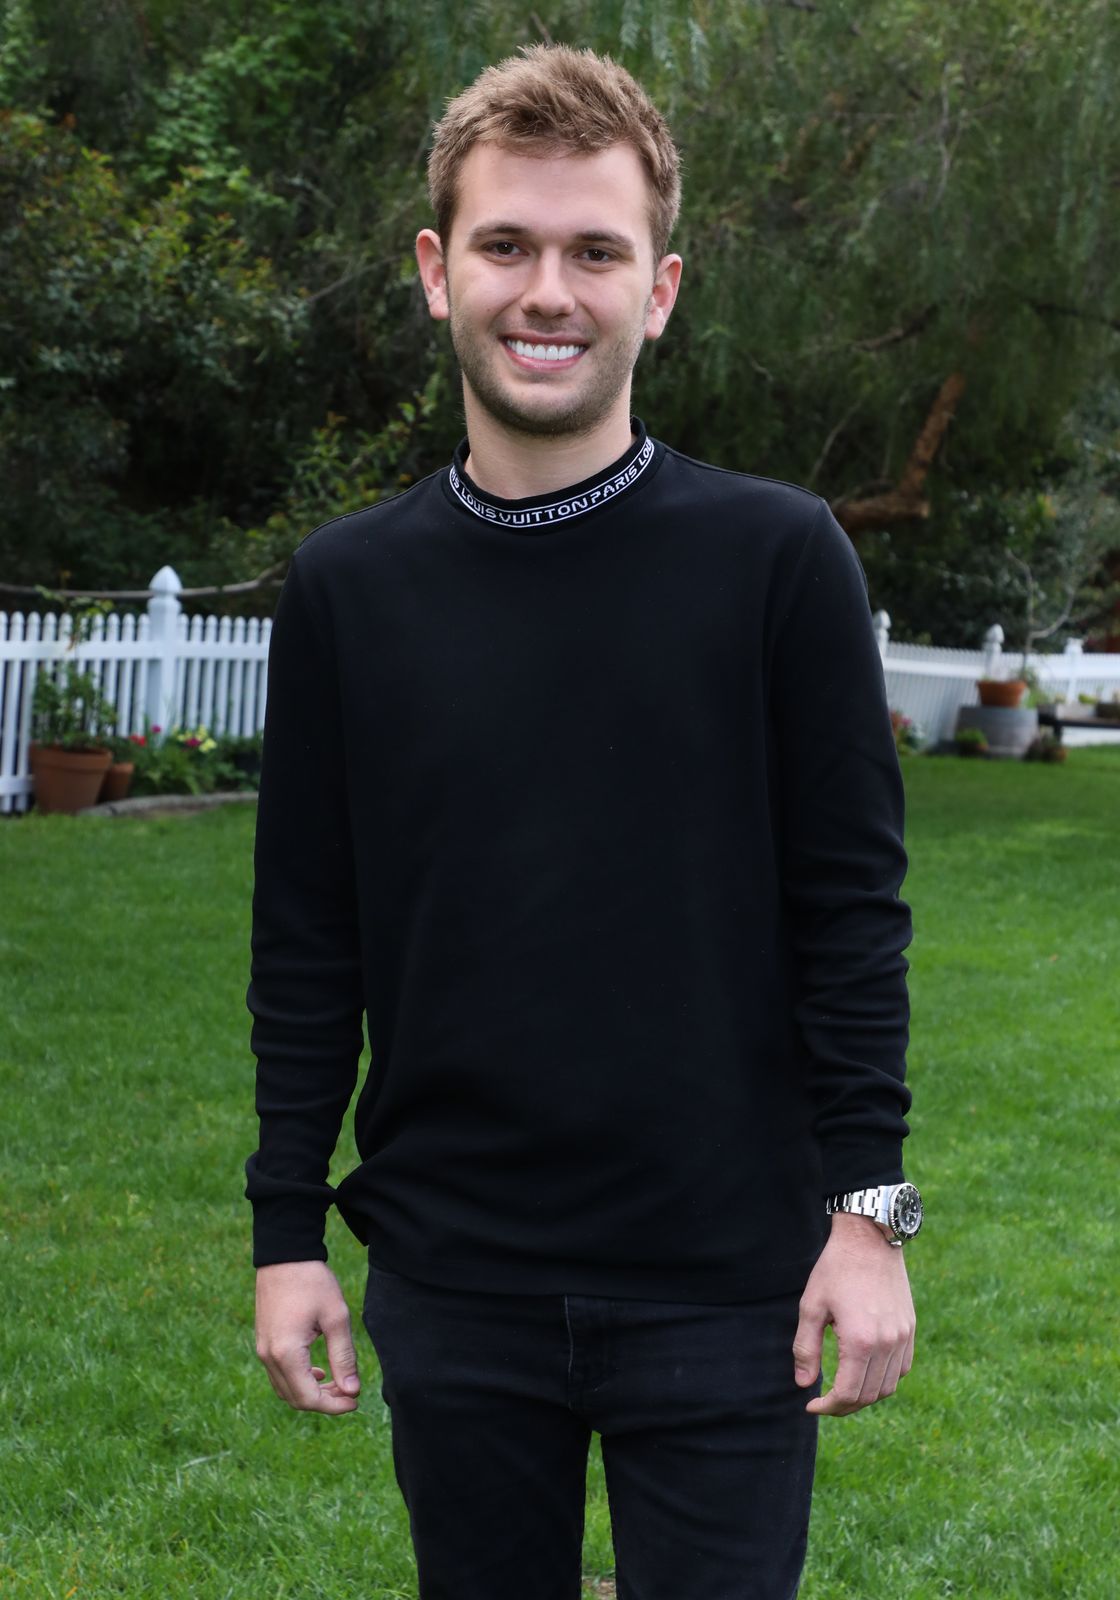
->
[1025, 299, 1120, 335]
[852, 303, 938, 352]
[809, 397, 861, 486]
[777, 0, 862, 33]
[898, 370, 967, 498]
[0, 560, 288, 604]
[831, 370, 967, 535]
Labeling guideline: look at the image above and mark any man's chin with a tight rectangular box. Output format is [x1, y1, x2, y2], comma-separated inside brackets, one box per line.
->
[467, 380, 615, 441]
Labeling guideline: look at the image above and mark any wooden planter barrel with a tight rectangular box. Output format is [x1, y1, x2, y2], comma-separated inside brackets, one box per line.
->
[955, 706, 1039, 759]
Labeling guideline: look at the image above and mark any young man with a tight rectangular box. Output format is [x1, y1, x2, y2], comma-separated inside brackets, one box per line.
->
[247, 44, 921, 1600]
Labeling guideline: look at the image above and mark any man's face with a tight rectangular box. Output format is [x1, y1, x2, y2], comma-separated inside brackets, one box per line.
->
[417, 142, 681, 440]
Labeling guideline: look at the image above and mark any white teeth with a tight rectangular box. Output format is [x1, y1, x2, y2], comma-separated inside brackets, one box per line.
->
[507, 339, 583, 362]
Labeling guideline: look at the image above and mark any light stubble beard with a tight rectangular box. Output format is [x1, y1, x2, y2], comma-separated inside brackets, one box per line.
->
[447, 294, 652, 442]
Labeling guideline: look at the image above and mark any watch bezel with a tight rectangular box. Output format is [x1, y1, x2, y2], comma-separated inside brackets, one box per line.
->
[887, 1181, 923, 1240]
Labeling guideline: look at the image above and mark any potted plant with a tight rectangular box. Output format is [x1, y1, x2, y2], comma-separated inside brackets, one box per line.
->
[977, 660, 1044, 709]
[98, 731, 148, 803]
[976, 673, 1028, 708]
[955, 726, 989, 758]
[1095, 692, 1120, 722]
[1025, 732, 1068, 764]
[29, 663, 118, 813]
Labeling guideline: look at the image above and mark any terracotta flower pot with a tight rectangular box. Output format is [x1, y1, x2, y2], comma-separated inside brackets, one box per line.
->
[977, 679, 1027, 708]
[99, 761, 136, 803]
[29, 742, 113, 814]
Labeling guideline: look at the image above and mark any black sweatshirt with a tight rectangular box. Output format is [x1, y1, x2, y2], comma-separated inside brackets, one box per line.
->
[245, 420, 912, 1303]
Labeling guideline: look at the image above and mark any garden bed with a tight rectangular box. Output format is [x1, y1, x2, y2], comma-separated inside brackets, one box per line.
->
[77, 790, 258, 819]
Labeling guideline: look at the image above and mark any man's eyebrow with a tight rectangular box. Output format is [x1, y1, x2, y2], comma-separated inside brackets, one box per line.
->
[574, 230, 638, 252]
[465, 221, 638, 252]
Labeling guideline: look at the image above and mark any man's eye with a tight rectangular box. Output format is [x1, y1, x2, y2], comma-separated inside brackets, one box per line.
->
[487, 241, 521, 256]
[581, 248, 614, 264]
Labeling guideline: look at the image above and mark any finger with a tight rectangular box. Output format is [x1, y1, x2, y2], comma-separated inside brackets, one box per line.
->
[806, 1347, 871, 1416]
[877, 1343, 906, 1401]
[323, 1306, 361, 1398]
[901, 1324, 916, 1378]
[792, 1302, 827, 1388]
[258, 1341, 302, 1408]
[270, 1344, 357, 1414]
[855, 1347, 892, 1409]
[271, 1344, 323, 1409]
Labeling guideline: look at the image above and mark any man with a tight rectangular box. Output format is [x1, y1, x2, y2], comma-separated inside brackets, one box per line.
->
[247, 43, 920, 1600]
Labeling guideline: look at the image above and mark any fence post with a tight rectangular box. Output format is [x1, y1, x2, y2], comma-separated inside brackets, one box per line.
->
[872, 609, 891, 664]
[1063, 637, 1083, 704]
[146, 566, 182, 734]
[982, 624, 1004, 680]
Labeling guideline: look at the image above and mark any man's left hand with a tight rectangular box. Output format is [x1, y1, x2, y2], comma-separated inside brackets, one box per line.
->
[792, 1211, 916, 1416]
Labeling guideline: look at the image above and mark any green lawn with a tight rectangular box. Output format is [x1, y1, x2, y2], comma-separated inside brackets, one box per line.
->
[2, 751, 1118, 1599]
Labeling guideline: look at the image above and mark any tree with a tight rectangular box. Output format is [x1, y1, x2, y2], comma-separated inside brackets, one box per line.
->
[0, 109, 306, 589]
[0, 0, 1117, 631]
[859, 382, 1120, 648]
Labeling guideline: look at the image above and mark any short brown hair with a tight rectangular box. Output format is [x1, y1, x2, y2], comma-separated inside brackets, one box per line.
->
[427, 44, 681, 264]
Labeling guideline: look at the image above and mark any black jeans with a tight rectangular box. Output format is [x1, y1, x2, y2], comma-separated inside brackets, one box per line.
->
[361, 1259, 819, 1600]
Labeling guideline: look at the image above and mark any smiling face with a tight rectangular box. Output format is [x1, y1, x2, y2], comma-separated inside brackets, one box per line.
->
[417, 142, 681, 444]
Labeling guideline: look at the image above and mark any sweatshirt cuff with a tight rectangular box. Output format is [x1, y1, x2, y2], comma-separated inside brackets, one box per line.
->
[249, 1197, 331, 1268]
[818, 1137, 906, 1197]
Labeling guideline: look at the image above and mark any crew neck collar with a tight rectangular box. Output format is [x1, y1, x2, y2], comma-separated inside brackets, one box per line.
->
[445, 418, 658, 533]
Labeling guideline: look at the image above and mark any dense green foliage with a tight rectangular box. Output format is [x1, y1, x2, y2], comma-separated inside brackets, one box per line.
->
[2, 753, 1118, 1596]
[117, 725, 263, 795]
[1, 1, 1118, 639]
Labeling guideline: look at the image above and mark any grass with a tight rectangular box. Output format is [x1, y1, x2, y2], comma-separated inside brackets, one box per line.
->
[1, 749, 1118, 1598]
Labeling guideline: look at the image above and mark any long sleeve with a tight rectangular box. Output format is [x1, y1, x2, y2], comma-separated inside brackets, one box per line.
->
[237, 440, 914, 1305]
[244, 552, 365, 1266]
[769, 499, 913, 1193]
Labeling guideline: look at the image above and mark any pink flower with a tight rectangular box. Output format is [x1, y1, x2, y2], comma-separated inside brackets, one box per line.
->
[151, 725, 162, 735]
[185, 737, 201, 748]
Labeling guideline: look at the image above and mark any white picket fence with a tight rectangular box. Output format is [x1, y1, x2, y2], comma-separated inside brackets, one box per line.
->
[874, 613, 1120, 744]
[3, 573, 1120, 814]
[0, 567, 271, 814]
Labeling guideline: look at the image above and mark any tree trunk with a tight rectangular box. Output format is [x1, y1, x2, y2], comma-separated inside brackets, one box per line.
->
[832, 371, 967, 536]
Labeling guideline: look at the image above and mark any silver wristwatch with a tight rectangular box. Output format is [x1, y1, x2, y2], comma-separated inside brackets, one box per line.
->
[825, 1182, 923, 1246]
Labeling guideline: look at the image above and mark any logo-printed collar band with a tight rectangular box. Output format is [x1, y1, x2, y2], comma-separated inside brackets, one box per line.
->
[448, 420, 656, 533]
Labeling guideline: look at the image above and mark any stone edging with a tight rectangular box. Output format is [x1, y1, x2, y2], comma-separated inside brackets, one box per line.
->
[78, 790, 259, 818]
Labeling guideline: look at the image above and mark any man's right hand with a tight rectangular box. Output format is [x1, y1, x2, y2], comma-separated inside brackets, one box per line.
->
[255, 1259, 361, 1414]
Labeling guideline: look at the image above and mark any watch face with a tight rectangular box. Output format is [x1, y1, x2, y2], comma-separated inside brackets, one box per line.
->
[890, 1183, 924, 1238]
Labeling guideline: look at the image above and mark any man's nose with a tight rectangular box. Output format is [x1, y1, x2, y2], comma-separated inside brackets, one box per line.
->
[519, 252, 577, 320]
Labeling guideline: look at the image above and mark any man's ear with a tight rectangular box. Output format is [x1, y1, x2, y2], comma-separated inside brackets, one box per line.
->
[644, 253, 683, 342]
[416, 229, 449, 322]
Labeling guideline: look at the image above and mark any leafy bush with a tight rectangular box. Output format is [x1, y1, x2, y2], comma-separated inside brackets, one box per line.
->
[890, 709, 927, 756]
[30, 662, 117, 752]
[955, 726, 989, 756]
[127, 724, 262, 796]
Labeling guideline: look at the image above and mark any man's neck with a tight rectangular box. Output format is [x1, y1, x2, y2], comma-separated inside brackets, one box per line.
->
[461, 391, 636, 501]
